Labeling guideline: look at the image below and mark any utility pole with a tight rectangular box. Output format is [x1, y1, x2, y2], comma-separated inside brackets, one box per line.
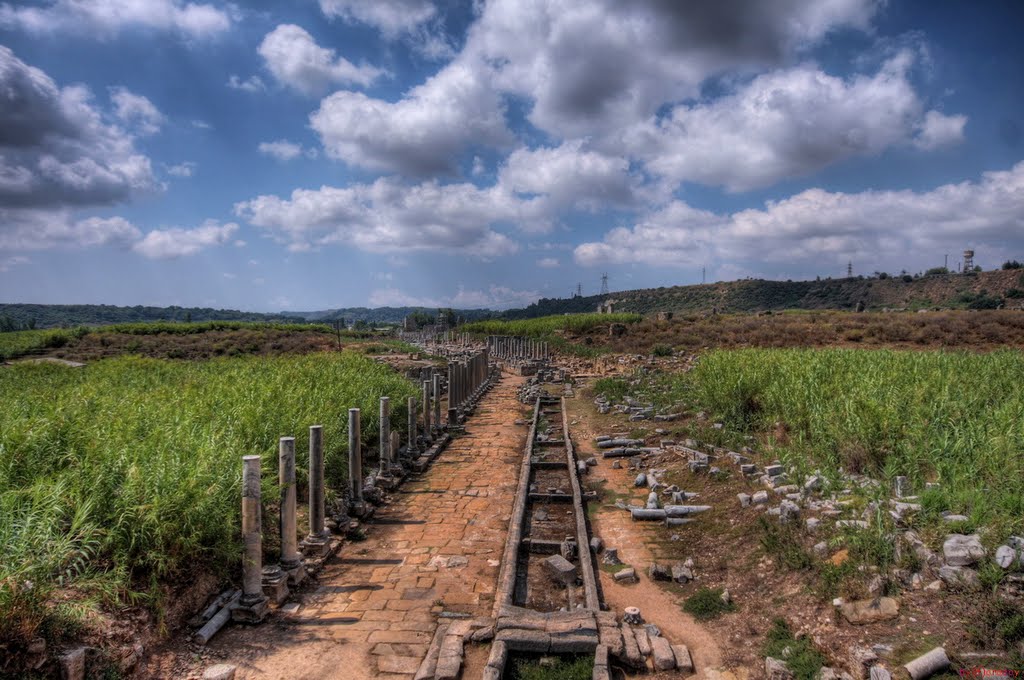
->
[944, 254, 948, 270]
[702, 266, 706, 284]
[600, 273, 609, 296]
[575, 283, 582, 298]
[847, 261, 853, 277]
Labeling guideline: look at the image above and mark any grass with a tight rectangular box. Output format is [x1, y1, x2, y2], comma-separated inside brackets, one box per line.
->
[0, 328, 88, 360]
[682, 587, 736, 620]
[461, 312, 642, 338]
[88, 320, 336, 335]
[762, 618, 826, 680]
[509, 655, 593, 680]
[0, 351, 418, 647]
[663, 348, 1024, 530]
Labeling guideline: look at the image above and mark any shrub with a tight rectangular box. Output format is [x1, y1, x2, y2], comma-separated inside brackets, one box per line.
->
[511, 656, 593, 680]
[1006, 288, 1024, 299]
[902, 274, 914, 283]
[683, 587, 736, 620]
[1004, 261, 1023, 270]
[763, 618, 826, 680]
[651, 343, 673, 357]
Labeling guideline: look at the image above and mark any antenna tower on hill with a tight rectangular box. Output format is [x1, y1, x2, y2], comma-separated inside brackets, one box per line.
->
[576, 283, 582, 298]
[600, 273, 609, 296]
[847, 261, 853, 277]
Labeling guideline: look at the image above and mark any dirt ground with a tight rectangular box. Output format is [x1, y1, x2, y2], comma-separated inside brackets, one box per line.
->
[567, 378, 1009, 678]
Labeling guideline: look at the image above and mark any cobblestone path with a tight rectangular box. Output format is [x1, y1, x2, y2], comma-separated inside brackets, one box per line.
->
[165, 375, 527, 680]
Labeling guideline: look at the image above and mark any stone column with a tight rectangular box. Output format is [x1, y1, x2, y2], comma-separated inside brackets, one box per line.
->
[278, 437, 305, 583]
[348, 408, 363, 510]
[303, 425, 329, 557]
[422, 381, 432, 441]
[432, 373, 441, 432]
[379, 397, 390, 474]
[235, 455, 269, 621]
[390, 431, 400, 466]
[407, 396, 417, 451]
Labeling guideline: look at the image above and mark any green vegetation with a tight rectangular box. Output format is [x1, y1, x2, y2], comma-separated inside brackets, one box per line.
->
[676, 348, 1024, 527]
[462, 312, 642, 337]
[94, 320, 336, 335]
[0, 327, 87, 360]
[682, 587, 736, 620]
[510, 655, 593, 680]
[0, 303, 305, 330]
[763, 618, 826, 680]
[0, 352, 417, 646]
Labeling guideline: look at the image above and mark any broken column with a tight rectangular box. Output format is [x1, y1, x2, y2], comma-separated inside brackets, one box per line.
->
[379, 397, 390, 475]
[422, 381, 432, 441]
[302, 425, 330, 557]
[348, 408, 365, 515]
[233, 455, 269, 623]
[278, 436, 305, 584]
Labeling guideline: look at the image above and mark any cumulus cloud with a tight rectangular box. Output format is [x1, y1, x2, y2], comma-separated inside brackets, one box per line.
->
[0, 0, 231, 38]
[574, 162, 1024, 274]
[914, 110, 967, 150]
[165, 161, 196, 177]
[227, 74, 266, 93]
[537, 257, 559, 268]
[258, 24, 385, 96]
[234, 177, 522, 258]
[499, 141, 649, 210]
[623, 53, 965, 192]
[258, 140, 303, 161]
[467, 0, 879, 138]
[318, 0, 436, 36]
[311, 60, 513, 176]
[110, 87, 164, 135]
[0, 211, 141, 250]
[0, 46, 156, 246]
[368, 284, 540, 310]
[132, 219, 239, 259]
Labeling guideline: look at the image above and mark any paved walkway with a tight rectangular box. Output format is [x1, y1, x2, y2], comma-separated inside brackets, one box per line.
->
[169, 376, 527, 680]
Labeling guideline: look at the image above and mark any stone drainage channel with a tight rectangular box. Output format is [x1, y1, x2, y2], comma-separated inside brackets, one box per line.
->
[480, 388, 694, 679]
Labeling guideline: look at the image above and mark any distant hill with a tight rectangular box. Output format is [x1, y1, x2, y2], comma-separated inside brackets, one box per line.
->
[0, 303, 497, 330]
[281, 306, 495, 325]
[500, 269, 1024, 318]
[0, 304, 304, 330]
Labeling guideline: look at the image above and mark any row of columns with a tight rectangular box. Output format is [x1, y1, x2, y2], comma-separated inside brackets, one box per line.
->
[487, 335, 549, 361]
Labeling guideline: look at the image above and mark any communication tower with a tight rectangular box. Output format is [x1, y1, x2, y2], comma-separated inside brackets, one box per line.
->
[847, 261, 853, 277]
[600, 273, 609, 296]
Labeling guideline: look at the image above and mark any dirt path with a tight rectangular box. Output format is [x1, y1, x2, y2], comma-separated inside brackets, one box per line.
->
[144, 375, 528, 680]
[566, 395, 733, 680]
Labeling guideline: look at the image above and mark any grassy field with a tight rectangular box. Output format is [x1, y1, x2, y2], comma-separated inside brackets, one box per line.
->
[0, 352, 417, 645]
[597, 348, 1024, 529]
[461, 312, 642, 337]
[0, 328, 87, 361]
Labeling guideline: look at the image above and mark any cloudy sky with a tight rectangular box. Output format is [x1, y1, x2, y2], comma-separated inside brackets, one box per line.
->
[1, 0, 1022, 311]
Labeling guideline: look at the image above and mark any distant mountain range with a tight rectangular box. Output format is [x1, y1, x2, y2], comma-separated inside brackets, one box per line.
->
[4, 268, 1021, 330]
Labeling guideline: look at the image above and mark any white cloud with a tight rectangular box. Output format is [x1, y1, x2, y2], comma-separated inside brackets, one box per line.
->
[310, 60, 513, 176]
[0, 211, 141, 250]
[367, 284, 539, 310]
[191, 119, 212, 129]
[166, 161, 196, 177]
[914, 110, 967, 150]
[223, 272, 236, 279]
[235, 177, 521, 258]
[110, 87, 164, 135]
[0, 0, 231, 39]
[258, 140, 303, 161]
[466, 0, 880, 139]
[625, 54, 959, 192]
[227, 74, 266, 93]
[318, 0, 436, 37]
[132, 220, 239, 259]
[575, 162, 1024, 275]
[258, 24, 385, 96]
[0, 255, 30, 272]
[0, 47, 156, 210]
[499, 141, 650, 210]
[537, 257, 559, 268]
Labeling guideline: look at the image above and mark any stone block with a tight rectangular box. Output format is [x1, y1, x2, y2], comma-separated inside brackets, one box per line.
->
[673, 645, 694, 674]
[651, 636, 676, 671]
[202, 665, 237, 680]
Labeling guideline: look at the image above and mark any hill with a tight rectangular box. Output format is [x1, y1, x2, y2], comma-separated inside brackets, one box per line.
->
[0, 303, 304, 330]
[282, 306, 494, 325]
[502, 269, 1024, 318]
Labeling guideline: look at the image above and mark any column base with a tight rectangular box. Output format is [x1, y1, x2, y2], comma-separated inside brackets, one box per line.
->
[301, 535, 332, 559]
[232, 594, 270, 623]
[281, 560, 306, 587]
[260, 565, 290, 605]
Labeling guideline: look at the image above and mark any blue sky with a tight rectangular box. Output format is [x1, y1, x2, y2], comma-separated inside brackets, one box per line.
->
[1, 0, 1022, 311]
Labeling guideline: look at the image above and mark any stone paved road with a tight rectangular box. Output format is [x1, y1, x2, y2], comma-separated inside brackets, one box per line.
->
[158, 375, 527, 680]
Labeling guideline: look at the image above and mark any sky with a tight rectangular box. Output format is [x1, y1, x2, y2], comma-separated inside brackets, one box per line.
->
[1, 0, 1023, 312]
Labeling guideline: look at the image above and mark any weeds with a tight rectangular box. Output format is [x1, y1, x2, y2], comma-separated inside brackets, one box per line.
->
[758, 517, 814, 570]
[510, 655, 593, 680]
[682, 587, 736, 620]
[763, 618, 826, 680]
